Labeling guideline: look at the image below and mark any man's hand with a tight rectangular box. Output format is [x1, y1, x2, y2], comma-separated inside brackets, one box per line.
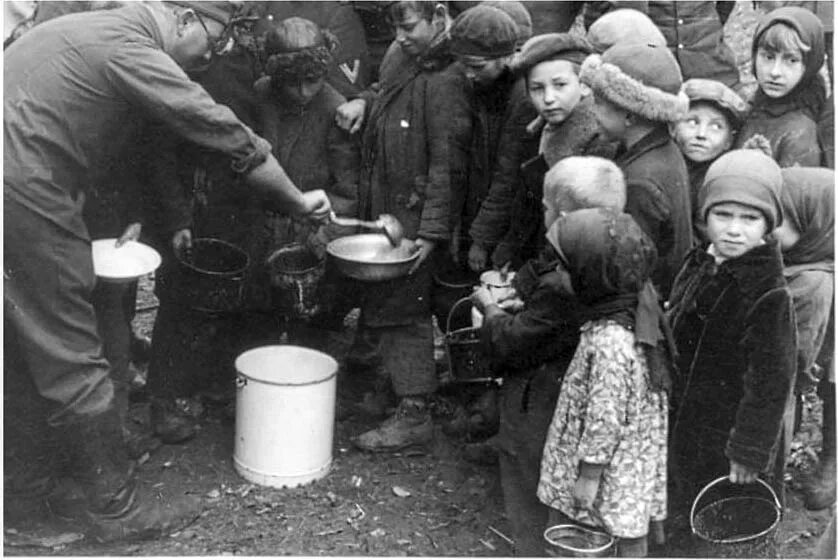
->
[468, 242, 488, 272]
[171, 228, 193, 260]
[115, 222, 142, 247]
[300, 190, 332, 224]
[335, 98, 367, 134]
[408, 237, 436, 275]
[729, 460, 759, 484]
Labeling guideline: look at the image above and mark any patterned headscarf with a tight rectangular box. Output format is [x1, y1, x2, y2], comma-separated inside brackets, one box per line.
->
[780, 167, 835, 266]
[546, 208, 677, 392]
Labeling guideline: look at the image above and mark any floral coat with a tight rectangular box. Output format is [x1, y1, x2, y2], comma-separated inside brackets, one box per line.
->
[538, 320, 668, 539]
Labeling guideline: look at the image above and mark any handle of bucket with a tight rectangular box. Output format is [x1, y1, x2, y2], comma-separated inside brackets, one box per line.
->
[446, 297, 475, 335]
[690, 475, 782, 535]
[236, 374, 247, 389]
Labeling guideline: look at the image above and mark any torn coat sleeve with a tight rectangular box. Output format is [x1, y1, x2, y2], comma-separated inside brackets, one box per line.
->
[104, 42, 271, 176]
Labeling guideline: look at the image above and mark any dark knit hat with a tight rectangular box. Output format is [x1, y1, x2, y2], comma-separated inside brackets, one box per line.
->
[580, 43, 689, 122]
[586, 9, 666, 53]
[512, 32, 593, 74]
[699, 149, 784, 231]
[681, 78, 749, 126]
[450, 4, 518, 58]
[168, 1, 239, 26]
[480, 1, 532, 44]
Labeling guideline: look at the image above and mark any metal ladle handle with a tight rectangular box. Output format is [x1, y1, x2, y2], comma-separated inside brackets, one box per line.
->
[329, 212, 380, 230]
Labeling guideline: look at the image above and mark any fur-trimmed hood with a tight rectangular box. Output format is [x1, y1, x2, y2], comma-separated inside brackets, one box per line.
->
[580, 48, 689, 123]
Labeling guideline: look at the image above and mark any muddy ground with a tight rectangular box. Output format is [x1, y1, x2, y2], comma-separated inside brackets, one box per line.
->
[3, 1, 835, 556]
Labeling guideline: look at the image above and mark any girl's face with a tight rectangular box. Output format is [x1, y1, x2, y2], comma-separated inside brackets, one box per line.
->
[673, 103, 735, 163]
[773, 219, 802, 251]
[277, 76, 326, 106]
[755, 46, 806, 98]
[592, 95, 628, 141]
[527, 59, 588, 126]
[706, 202, 768, 260]
[393, 7, 439, 57]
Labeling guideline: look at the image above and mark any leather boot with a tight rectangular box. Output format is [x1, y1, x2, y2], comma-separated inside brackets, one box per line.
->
[353, 397, 433, 452]
[150, 398, 197, 444]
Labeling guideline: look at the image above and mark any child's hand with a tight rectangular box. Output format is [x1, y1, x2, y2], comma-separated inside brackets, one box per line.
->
[470, 286, 495, 312]
[572, 475, 600, 510]
[728, 460, 759, 484]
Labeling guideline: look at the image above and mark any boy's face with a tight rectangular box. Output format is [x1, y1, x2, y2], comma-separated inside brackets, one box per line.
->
[393, 7, 437, 57]
[592, 95, 628, 141]
[277, 76, 326, 106]
[527, 59, 588, 126]
[705, 202, 768, 260]
[456, 55, 509, 88]
[673, 103, 734, 163]
[755, 46, 805, 98]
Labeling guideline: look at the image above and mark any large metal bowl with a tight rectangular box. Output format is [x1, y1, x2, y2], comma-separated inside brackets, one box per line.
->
[327, 234, 419, 282]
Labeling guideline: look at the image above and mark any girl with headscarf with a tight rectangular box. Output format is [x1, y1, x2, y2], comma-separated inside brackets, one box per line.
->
[736, 6, 827, 167]
[774, 167, 835, 510]
[537, 208, 672, 558]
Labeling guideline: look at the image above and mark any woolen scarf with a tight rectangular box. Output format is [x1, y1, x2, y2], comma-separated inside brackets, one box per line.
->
[780, 167, 835, 266]
[545, 208, 678, 392]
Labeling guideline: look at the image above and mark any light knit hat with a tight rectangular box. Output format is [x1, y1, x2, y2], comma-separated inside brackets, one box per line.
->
[580, 42, 689, 122]
[586, 9, 666, 53]
[698, 149, 784, 230]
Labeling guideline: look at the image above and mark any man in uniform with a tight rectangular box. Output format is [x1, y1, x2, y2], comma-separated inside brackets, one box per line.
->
[4, 1, 330, 541]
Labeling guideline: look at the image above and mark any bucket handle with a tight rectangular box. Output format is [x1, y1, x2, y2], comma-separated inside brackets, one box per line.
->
[236, 375, 247, 389]
[446, 297, 476, 335]
[690, 475, 782, 540]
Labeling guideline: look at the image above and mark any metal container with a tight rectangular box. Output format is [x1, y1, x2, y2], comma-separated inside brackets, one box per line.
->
[326, 234, 419, 282]
[267, 243, 325, 319]
[174, 238, 249, 313]
[544, 524, 614, 557]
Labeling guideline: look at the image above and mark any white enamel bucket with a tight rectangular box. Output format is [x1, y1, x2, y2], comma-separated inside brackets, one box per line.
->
[233, 345, 338, 488]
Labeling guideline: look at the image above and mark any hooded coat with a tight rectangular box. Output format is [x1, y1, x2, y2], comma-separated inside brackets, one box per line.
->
[736, 7, 827, 167]
[667, 241, 796, 493]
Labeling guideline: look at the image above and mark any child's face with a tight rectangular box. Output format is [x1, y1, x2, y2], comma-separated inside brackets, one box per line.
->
[755, 46, 806, 98]
[393, 7, 438, 57]
[456, 55, 509, 88]
[773, 219, 801, 251]
[592, 95, 628, 141]
[673, 103, 735, 163]
[706, 202, 768, 260]
[527, 59, 588, 126]
[277, 76, 326, 106]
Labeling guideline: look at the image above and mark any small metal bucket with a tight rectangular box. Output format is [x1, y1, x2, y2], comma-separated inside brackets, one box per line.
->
[544, 524, 615, 557]
[690, 476, 782, 558]
[267, 243, 325, 319]
[174, 238, 249, 313]
[444, 298, 496, 384]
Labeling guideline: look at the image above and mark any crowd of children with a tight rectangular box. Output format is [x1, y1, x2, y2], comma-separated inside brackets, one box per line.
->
[5, 0, 833, 554]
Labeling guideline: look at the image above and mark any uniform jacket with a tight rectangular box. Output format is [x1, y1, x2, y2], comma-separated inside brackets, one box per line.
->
[3, 3, 271, 242]
[667, 242, 796, 472]
[586, 1, 739, 87]
[617, 126, 693, 298]
[358, 39, 471, 242]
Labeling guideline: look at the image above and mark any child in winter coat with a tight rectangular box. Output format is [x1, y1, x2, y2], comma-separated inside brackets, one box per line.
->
[774, 167, 835, 510]
[736, 7, 826, 167]
[672, 78, 748, 243]
[581, 42, 692, 298]
[537, 208, 672, 558]
[471, 156, 625, 556]
[667, 149, 796, 511]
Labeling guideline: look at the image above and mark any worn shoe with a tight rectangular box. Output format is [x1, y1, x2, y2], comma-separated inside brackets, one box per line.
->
[803, 458, 837, 510]
[85, 483, 202, 543]
[150, 399, 197, 444]
[130, 334, 152, 364]
[353, 399, 433, 452]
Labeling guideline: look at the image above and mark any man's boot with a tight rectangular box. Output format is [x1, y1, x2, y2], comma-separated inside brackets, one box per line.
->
[65, 407, 202, 542]
[353, 396, 433, 452]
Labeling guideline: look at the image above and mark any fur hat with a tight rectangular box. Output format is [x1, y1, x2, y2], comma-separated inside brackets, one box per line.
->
[512, 32, 593, 74]
[681, 78, 749, 126]
[586, 9, 666, 53]
[480, 1, 532, 45]
[450, 5, 518, 58]
[580, 43, 689, 122]
[263, 17, 337, 82]
[698, 149, 784, 230]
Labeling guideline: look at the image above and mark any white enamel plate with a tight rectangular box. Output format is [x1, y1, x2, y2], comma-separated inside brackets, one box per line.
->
[91, 239, 161, 283]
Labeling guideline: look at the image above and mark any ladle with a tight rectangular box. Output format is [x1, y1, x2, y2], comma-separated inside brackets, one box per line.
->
[330, 212, 405, 247]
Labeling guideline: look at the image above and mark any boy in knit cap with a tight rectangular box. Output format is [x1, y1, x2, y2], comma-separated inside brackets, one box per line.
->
[471, 155, 626, 556]
[580, 42, 692, 298]
[667, 149, 795, 521]
[469, 31, 612, 272]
